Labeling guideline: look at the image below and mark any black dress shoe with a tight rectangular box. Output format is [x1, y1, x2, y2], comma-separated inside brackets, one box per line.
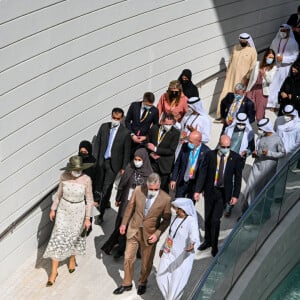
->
[101, 245, 111, 255]
[211, 248, 218, 257]
[137, 285, 146, 295]
[113, 285, 132, 294]
[198, 241, 212, 251]
[113, 251, 124, 259]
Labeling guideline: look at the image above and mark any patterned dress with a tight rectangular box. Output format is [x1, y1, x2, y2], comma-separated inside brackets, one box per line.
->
[43, 172, 93, 261]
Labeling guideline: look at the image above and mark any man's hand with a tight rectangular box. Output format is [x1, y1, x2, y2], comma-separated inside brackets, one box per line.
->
[185, 243, 195, 252]
[262, 149, 268, 156]
[119, 169, 125, 175]
[147, 143, 156, 152]
[240, 150, 247, 157]
[115, 201, 120, 207]
[193, 192, 201, 202]
[277, 54, 283, 62]
[170, 181, 176, 190]
[150, 152, 160, 160]
[119, 225, 126, 235]
[230, 197, 238, 206]
[147, 233, 158, 244]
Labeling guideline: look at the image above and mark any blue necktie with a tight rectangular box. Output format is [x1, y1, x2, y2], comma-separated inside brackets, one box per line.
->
[104, 126, 116, 159]
[144, 197, 152, 216]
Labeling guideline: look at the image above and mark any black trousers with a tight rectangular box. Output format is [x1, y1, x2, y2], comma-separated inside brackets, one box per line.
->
[95, 159, 118, 217]
[151, 162, 170, 193]
[204, 187, 226, 250]
[175, 179, 196, 203]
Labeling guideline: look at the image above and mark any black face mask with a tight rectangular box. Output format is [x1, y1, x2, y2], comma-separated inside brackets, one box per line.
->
[79, 152, 89, 158]
[181, 79, 189, 85]
[168, 91, 179, 99]
[240, 42, 248, 48]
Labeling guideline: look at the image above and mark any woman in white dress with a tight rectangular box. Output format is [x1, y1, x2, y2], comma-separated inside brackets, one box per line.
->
[156, 198, 200, 300]
[43, 155, 94, 286]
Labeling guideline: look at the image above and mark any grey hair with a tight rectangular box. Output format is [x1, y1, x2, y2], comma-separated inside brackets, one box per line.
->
[235, 83, 246, 91]
[147, 173, 161, 185]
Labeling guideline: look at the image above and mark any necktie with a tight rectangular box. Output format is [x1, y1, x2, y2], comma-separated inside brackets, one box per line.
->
[104, 126, 116, 159]
[216, 154, 225, 187]
[144, 197, 152, 216]
[140, 108, 148, 121]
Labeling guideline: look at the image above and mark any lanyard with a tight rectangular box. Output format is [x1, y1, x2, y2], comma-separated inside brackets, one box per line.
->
[169, 216, 187, 239]
[140, 109, 149, 122]
[277, 38, 289, 54]
[184, 114, 200, 129]
[189, 145, 201, 167]
[157, 127, 167, 143]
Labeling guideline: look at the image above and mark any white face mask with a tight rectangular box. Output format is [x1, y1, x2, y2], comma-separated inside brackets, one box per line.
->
[148, 190, 159, 198]
[163, 124, 172, 131]
[257, 129, 265, 136]
[71, 170, 82, 177]
[283, 115, 292, 122]
[111, 119, 120, 127]
[279, 31, 287, 39]
[133, 160, 143, 168]
[237, 124, 246, 130]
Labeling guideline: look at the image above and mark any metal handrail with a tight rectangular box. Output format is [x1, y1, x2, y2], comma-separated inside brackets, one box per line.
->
[189, 148, 300, 300]
[0, 187, 56, 242]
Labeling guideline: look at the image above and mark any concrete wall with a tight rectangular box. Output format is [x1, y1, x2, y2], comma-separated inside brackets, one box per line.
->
[0, 0, 297, 281]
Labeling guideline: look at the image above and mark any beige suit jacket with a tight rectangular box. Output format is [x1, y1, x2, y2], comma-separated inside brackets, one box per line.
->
[122, 185, 171, 246]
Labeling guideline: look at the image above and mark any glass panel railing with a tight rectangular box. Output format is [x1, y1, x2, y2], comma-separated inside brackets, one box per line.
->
[190, 149, 300, 300]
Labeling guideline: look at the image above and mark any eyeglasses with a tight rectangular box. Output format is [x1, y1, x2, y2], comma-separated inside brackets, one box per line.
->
[220, 146, 230, 149]
[148, 188, 159, 191]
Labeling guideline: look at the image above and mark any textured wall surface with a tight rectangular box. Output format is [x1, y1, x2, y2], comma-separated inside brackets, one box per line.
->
[0, 0, 297, 281]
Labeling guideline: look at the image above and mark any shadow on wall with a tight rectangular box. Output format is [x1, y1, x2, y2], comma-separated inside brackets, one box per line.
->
[209, 57, 227, 116]
[34, 192, 55, 278]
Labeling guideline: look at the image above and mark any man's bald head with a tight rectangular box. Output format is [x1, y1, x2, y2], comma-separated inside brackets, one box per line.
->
[219, 135, 231, 148]
[188, 131, 202, 147]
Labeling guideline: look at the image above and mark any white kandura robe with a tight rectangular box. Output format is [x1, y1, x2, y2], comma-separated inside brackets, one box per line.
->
[268, 37, 299, 108]
[275, 117, 300, 169]
[243, 134, 285, 206]
[156, 216, 200, 300]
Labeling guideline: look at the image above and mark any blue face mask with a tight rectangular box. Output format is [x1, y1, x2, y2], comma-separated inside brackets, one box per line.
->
[143, 105, 152, 110]
[234, 94, 243, 101]
[188, 142, 195, 150]
[266, 58, 274, 65]
[219, 147, 230, 155]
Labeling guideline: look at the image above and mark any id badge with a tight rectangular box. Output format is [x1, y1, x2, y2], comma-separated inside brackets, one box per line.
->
[163, 236, 173, 253]
[127, 188, 134, 201]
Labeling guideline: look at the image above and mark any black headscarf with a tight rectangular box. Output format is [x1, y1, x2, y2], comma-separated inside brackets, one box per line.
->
[118, 148, 153, 190]
[78, 140, 96, 180]
[178, 69, 199, 99]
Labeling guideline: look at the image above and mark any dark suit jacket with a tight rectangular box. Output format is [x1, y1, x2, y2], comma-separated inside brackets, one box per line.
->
[221, 93, 255, 123]
[125, 101, 159, 136]
[122, 185, 171, 245]
[94, 122, 131, 173]
[171, 142, 210, 184]
[195, 149, 243, 203]
[147, 125, 180, 175]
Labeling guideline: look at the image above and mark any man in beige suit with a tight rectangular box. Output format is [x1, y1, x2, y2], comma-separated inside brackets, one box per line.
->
[113, 173, 171, 296]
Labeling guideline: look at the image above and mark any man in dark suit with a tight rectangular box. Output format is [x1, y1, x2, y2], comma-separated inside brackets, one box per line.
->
[194, 135, 243, 257]
[125, 92, 159, 157]
[146, 113, 180, 192]
[170, 130, 210, 200]
[220, 83, 255, 133]
[113, 173, 171, 296]
[94, 107, 131, 222]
